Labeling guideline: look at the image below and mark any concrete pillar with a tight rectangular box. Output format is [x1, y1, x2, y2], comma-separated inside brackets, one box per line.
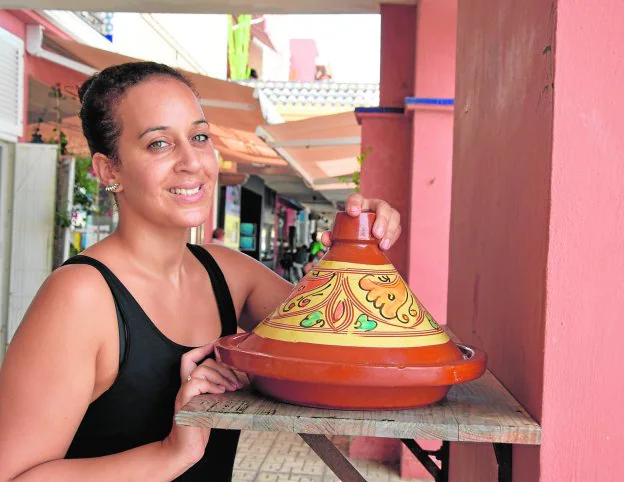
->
[449, 0, 624, 480]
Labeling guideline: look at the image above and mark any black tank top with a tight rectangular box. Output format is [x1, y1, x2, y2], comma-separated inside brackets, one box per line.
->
[62, 244, 240, 480]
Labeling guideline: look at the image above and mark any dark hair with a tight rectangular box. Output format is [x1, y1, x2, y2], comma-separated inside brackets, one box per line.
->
[78, 61, 194, 163]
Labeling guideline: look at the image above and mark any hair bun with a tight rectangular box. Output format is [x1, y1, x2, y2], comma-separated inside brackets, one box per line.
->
[78, 76, 96, 104]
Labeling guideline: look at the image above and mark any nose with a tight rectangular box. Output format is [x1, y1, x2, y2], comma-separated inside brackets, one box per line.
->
[174, 138, 202, 173]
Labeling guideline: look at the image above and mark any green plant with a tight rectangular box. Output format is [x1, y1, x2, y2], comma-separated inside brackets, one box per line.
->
[73, 157, 100, 214]
[227, 14, 252, 80]
[339, 147, 372, 193]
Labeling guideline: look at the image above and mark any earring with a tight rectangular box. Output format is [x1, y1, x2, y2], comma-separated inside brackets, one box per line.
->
[104, 183, 120, 193]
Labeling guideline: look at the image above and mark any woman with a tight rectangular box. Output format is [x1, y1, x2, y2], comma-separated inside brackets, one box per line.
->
[0, 62, 402, 481]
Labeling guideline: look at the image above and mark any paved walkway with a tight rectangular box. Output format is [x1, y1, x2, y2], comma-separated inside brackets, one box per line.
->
[232, 431, 430, 482]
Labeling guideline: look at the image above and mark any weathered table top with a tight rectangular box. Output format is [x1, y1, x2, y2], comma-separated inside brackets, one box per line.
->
[175, 368, 541, 445]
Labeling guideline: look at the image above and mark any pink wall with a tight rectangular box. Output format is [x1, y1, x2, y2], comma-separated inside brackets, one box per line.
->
[407, 0, 457, 325]
[379, 5, 416, 107]
[289, 39, 318, 82]
[448, 0, 554, 479]
[0, 10, 25, 38]
[540, 0, 624, 479]
[358, 113, 412, 279]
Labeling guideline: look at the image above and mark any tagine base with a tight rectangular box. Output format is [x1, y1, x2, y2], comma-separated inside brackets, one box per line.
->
[215, 333, 486, 411]
[252, 377, 451, 410]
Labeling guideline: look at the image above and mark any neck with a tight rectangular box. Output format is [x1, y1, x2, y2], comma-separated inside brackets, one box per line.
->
[111, 210, 192, 282]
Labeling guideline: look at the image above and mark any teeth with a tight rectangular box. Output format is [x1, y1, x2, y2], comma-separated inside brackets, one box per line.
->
[169, 186, 201, 196]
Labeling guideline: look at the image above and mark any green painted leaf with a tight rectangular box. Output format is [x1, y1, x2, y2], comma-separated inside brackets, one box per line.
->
[354, 314, 377, 331]
[300, 311, 323, 328]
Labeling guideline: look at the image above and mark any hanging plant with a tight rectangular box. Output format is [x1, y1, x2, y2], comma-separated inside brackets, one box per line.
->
[339, 146, 372, 193]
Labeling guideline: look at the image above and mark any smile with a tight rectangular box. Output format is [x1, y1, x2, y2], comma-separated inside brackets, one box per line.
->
[168, 185, 202, 196]
[167, 184, 206, 203]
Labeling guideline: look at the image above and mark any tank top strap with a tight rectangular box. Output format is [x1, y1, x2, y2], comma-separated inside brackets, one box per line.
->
[186, 243, 238, 336]
[61, 255, 129, 365]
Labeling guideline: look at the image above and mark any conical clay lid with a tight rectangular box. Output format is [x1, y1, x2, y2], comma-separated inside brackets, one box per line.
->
[254, 257, 448, 349]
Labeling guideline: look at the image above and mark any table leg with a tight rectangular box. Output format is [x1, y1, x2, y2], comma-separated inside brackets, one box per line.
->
[400, 439, 449, 482]
[299, 433, 367, 482]
[493, 443, 512, 482]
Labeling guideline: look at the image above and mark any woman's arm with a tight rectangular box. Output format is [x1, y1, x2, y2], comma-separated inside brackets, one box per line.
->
[0, 266, 193, 482]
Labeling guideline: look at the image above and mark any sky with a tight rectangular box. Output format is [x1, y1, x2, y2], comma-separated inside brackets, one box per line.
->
[268, 14, 381, 84]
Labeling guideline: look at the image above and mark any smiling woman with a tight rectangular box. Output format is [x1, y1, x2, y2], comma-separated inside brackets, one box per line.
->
[0, 61, 404, 482]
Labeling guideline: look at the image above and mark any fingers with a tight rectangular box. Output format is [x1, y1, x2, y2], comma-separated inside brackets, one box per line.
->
[175, 377, 225, 411]
[179, 343, 215, 381]
[193, 361, 243, 390]
[343, 195, 402, 250]
[344, 193, 364, 216]
[380, 211, 401, 251]
[320, 231, 332, 247]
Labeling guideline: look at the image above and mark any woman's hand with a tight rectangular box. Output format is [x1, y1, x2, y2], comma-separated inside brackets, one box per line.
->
[163, 344, 244, 467]
[321, 193, 402, 251]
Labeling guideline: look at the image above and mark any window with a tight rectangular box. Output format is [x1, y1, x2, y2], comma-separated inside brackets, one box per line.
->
[0, 28, 25, 141]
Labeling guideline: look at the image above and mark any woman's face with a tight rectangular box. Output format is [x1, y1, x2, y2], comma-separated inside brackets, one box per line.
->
[113, 77, 218, 229]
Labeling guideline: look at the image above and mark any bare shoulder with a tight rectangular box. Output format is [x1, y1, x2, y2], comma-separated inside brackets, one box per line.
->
[9, 262, 116, 349]
[0, 262, 119, 477]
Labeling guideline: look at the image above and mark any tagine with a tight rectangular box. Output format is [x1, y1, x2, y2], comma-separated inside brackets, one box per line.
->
[215, 211, 486, 410]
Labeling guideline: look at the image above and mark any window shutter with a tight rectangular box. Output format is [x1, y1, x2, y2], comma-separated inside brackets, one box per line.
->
[0, 28, 25, 139]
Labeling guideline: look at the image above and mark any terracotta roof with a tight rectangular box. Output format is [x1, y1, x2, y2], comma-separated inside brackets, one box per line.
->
[238, 80, 380, 108]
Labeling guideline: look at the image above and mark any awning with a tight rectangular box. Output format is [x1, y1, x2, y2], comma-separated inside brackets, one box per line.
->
[256, 111, 361, 189]
[26, 115, 286, 169]
[211, 124, 286, 167]
[27, 29, 279, 167]
[42, 34, 265, 132]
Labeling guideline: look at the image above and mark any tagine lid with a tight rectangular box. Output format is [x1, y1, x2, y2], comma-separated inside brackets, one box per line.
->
[253, 211, 452, 349]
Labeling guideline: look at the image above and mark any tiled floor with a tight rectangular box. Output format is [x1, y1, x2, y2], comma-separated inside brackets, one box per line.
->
[232, 431, 425, 482]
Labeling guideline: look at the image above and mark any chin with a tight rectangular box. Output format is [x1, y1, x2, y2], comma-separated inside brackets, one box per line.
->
[175, 211, 211, 229]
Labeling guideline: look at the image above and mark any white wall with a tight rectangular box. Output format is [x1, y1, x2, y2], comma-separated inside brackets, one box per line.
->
[111, 13, 228, 78]
[7, 144, 57, 344]
[0, 141, 15, 363]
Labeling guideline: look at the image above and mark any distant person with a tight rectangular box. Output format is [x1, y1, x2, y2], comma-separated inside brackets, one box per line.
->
[212, 228, 225, 244]
[303, 248, 326, 275]
[292, 245, 309, 281]
[310, 233, 324, 256]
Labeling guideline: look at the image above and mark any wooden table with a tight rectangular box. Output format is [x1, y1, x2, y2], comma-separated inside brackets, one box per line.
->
[176, 368, 541, 482]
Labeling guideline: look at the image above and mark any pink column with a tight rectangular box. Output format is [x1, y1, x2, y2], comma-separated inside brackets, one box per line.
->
[448, 0, 552, 478]
[400, 1, 458, 478]
[350, 4, 417, 464]
[358, 4, 417, 279]
[407, 0, 457, 324]
[449, 0, 624, 480]
[358, 112, 412, 278]
[542, 0, 624, 479]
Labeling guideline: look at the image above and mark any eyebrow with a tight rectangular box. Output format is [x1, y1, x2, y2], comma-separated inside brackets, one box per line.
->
[138, 119, 209, 139]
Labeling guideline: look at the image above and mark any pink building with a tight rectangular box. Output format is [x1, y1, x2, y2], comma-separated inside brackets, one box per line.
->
[289, 38, 318, 82]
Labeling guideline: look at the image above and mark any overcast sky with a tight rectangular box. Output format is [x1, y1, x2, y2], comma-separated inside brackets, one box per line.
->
[269, 14, 381, 84]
